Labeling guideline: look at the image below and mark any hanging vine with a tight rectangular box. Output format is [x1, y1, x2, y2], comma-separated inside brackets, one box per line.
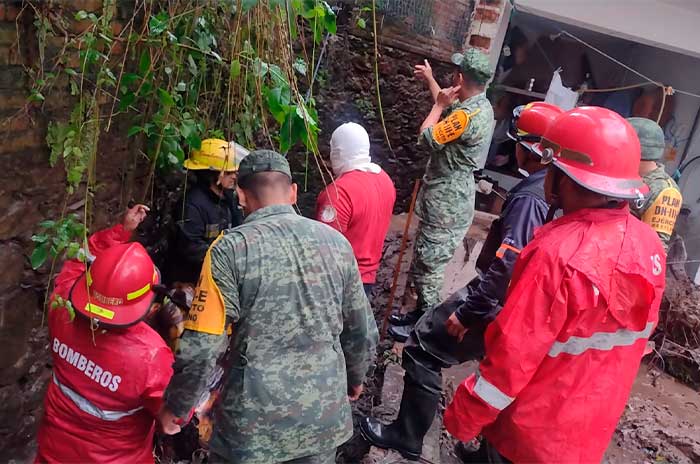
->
[21, 0, 337, 271]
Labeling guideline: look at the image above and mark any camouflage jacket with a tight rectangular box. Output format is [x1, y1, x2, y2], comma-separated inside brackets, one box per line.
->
[630, 164, 682, 249]
[417, 92, 494, 228]
[164, 204, 378, 463]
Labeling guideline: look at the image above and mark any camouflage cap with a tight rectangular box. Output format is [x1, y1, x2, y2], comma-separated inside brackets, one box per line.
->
[627, 117, 665, 161]
[237, 149, 292, 182]
[450, 49, 492, 85]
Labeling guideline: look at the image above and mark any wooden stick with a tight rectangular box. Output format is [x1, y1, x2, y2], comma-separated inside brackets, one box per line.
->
[381, 179, 421, 339]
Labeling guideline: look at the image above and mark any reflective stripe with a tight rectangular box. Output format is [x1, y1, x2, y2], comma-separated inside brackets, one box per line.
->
[495, 243, 521, 259]
[548, 321, 655, 357]
[127, 282, 151, 301]
[86, 303, 115, 320]
[53, 374, 142, 421]
[473, 370, 514, 411]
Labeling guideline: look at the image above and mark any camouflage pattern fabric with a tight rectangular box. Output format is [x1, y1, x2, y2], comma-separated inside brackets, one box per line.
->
[409, 92, 494, 312]
[164, 204, 378, 464]
[627, 117, 665, 161]
[450, 49, 492, 85]
[210, 448, 336, 464]
[630, 164, 682, 250]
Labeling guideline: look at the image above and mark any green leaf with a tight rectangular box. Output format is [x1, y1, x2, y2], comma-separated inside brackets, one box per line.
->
[149, 11, 169, 36]
[75, 10, 88, 21]
[127, 125, 142, 137]
[30, 245, 48, 270]
[186, 134, 202, 150]
[157, 88, 175, 106]
[296, 104, 318, 127]
[119, 91, 136, 111]
[138, 50, 151, 75]
[187, 54, 199, 76]
[242, 0, 258, 12]
[175, 81, 187, 92]
[323, 2, 337, 34]
[356, 18, 366, 29]
[264, 87, 287, 124]
[103, 67, 116, 84]
[292, 58, 307, 76]
[230, 59, 241, 80]
[32, 234, 49, 244]
[65, 301, 76, 321]
[65, 242, 81, 259]
[64, 68, 78, 77]
[253, 58, 268, 77]
[28, 90, 45, 102]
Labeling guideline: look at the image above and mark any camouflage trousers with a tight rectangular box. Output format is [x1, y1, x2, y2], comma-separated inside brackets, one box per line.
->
[209, 448, 336, 464]
[408, 219, 471, 312]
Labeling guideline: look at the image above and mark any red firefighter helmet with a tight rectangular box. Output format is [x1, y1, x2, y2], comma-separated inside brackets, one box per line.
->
[70, 242, 159, 328]
[533, 106, 647, 199]
[508, 102, 564, 151]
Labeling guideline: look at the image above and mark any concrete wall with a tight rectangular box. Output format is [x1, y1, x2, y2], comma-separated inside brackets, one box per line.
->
[514, 0, 700, 59]
[623, 43, 700, 281]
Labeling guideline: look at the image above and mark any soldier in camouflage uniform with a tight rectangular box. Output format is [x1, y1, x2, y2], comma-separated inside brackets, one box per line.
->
[159, 150, 379, 464]
[390, 49, 494, 329]
[627, 117, 682, 251]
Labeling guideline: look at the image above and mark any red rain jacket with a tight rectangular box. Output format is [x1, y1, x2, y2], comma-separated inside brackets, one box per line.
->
[445, 206, 665, 463]
[36, 225, 174, 464]
[316, 169, 396, 283]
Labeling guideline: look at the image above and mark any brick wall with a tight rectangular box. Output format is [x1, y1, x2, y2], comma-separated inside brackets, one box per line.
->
[464, 0, 507, 53]
[352, 0, 507, 63]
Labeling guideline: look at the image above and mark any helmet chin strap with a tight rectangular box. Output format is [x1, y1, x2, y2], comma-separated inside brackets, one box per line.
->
[545, 166, 562, 223]
[546, 203, 559, 223]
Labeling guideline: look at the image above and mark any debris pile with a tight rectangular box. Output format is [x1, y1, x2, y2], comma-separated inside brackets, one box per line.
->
[654, 237, 700, 388]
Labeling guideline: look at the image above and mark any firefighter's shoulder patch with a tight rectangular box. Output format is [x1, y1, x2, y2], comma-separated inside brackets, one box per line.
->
[432, 109, 475, 145]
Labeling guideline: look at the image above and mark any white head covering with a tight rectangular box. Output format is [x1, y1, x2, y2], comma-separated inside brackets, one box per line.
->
[330, 122, 381, 176]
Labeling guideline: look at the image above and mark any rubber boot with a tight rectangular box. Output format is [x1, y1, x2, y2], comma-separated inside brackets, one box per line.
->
[388, 324, 411, 343]
[389, 309, 424, 327]
[359, 384, 439, 461]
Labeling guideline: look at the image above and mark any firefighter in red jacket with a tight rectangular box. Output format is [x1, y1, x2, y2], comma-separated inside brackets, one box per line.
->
[445, 106, 666, 463]
[36, 204, 174, 464]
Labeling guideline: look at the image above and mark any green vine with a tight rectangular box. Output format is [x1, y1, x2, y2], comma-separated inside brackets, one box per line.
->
[20, 0, 338, 280]
[30, 214, 88, 270]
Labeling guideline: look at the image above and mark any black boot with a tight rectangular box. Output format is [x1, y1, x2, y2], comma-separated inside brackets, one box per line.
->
[359, 384, 439, 461]
[389, 309, 424, 327]
[388, 324, 411, 343]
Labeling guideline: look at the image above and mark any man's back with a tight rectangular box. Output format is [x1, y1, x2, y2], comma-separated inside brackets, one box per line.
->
[207, 205, 378, 463]
[316, 169, 396, 284]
